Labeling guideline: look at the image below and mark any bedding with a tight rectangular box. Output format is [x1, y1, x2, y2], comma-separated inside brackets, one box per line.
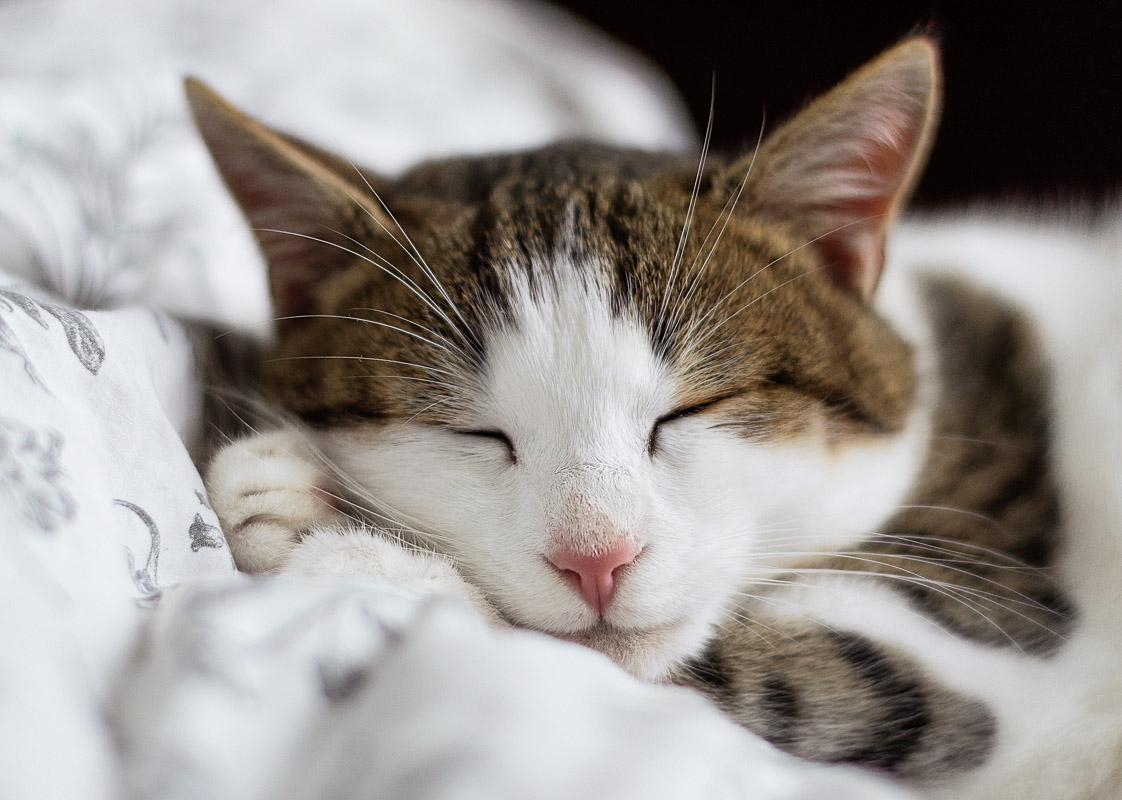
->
[0, 1, 912, 797]
[0, 282, 906, 800]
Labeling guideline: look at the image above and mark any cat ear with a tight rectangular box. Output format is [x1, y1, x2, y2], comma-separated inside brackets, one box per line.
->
[185, 77, 392, 316]
[721, 37, 941, 300]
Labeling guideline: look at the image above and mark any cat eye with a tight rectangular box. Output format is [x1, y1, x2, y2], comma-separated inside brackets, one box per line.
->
[455, 428, 517, 463]
[647, 398, 726, 455]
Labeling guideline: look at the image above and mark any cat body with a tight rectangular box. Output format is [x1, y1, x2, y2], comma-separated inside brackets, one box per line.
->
[194, 39, 1122, 796]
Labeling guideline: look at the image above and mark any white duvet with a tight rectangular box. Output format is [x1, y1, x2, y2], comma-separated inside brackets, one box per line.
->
[0, 1, 909, 798]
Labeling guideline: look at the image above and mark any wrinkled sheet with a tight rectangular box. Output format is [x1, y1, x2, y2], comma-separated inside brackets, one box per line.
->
[0, 0, 913, 797]
[0, 281, 908, 798]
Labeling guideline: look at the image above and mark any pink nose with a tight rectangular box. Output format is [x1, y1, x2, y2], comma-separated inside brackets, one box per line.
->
[547, 543, 640, 616]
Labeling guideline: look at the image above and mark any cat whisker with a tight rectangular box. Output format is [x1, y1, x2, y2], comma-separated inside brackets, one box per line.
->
[727, 589, 845, 636]
[677, 656, 745, 685]
[744, 524, 1030, 560]
[325, 224, 467, 343]
[929, 434, 1033, 451]
[324, 220, 476, 357]
[724, 604, 805, 644]
[706, 532, 1048, 600]
[731, 581, 955, 639]
[891, 503, 1017, 537]
[657, 77, 715, 329]
[705, 265, 829, 340]
[681, 214, 885, 350]
[209, 398, 431, 544]
[265, 353, 457, 376]
[752, 564, 1064, 649]
[257, 228, 468, 349]
[310, 453, 464, 549]
[722, 610, 782, 650]
[670, 112, 768, 336]
[342, 162, 479, 352]
[755, 549, 1062, 613]
[402, 397, 451, 426]
[742, 502, 1035, 568]
[337, 371, 466, 393]
[726, 531, 1043, 575]
[206, 388, 462, 549]
[347, 306, 463, 355]
[755, 569, 1032, 651]
[746, 504, 1007, 533]
[868, 532, 1043, 569]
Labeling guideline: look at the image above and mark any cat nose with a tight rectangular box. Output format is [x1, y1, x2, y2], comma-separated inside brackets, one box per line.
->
[547, 542, 640, 616]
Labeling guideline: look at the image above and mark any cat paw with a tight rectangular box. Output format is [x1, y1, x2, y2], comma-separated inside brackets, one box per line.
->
[287, 526, 507, 626]
[205, 429, 341, 574]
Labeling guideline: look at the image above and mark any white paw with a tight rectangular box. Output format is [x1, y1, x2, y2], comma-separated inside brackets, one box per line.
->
[205, 429, 340, 574]
[288, 526, 506, 626]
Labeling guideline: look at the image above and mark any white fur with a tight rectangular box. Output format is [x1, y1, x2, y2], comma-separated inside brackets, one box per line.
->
[208, 211, 1122, 796]
[894, 214, 1122, 799]
[768, 212, 1122, 798]
[288, 526, 504, 625]
[207, 428, 499, 622]
[314, 255, 928, 679]
[206, 429, 338, 573]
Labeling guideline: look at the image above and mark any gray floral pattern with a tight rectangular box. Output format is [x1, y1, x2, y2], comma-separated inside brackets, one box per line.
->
[41, 303, 105, 374]
[189, 512, 223, 552]
[0, 314, 50, 391]
[0, 288, 105, 382]
[0, 415, 75, 532]
[115, 498, 161, 601]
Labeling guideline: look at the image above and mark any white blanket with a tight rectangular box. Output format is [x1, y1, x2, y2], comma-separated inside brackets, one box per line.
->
[0, 1, 910, 798]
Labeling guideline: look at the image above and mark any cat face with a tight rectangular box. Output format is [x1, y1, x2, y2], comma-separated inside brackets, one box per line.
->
[189, 37, 940, 677]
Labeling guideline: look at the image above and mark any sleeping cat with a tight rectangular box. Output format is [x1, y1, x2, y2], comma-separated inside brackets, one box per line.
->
[193, 38, 1122, 797]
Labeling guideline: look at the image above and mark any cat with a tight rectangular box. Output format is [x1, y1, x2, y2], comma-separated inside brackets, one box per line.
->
[193, 37, 1122, 797]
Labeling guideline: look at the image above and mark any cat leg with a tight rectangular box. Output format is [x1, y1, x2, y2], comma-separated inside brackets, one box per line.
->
[205, 430, 502, 623]
[285, 524, 506, 625]
[673, 609, 997, 785]
[206, 428, 340, 573]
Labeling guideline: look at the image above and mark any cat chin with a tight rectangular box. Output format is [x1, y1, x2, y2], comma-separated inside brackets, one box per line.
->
[556, 616, 713, 682]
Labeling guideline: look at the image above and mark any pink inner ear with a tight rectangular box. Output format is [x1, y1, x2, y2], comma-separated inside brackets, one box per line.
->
[811, 104, 927, 299]
[817, 229, 884, 299]
[855, 104, 922, 204]
[221, 164, 354, 318]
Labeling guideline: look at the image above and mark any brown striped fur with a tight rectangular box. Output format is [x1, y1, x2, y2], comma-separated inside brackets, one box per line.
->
[188, 37, 1070, 784]
[674, 279, 1070, 780]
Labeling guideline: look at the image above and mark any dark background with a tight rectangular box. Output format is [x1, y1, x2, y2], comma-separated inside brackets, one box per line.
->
[557, 1, 1121, 207]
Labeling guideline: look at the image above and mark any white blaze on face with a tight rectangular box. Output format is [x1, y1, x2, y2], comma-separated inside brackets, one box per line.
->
[484, 270, 666, 559]
[462, 266, 756, 671]
[319, 257, 928, 679]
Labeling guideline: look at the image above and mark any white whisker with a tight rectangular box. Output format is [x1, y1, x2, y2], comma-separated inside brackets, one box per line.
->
[343, 161, 478, 351]
[257, 227, 466, 344]
[670, 112, 768, 337]
[657, 79, 715, 327]
[264, 353, 458, 378]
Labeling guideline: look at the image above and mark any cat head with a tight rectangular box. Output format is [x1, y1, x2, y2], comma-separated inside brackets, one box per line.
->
[189, 38, 940, 678]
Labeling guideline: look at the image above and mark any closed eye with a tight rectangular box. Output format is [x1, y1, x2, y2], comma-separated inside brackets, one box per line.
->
[454, 428, 517, 463]
[648, 396, 731, 455]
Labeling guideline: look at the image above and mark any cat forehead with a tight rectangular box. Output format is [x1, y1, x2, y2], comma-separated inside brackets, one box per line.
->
[483, 261, 674, 432]
[373, 142, 797, 346]
[394, 140, 695, 203]
[266, 146, 895, 425]
[395, 143, 703, 313]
